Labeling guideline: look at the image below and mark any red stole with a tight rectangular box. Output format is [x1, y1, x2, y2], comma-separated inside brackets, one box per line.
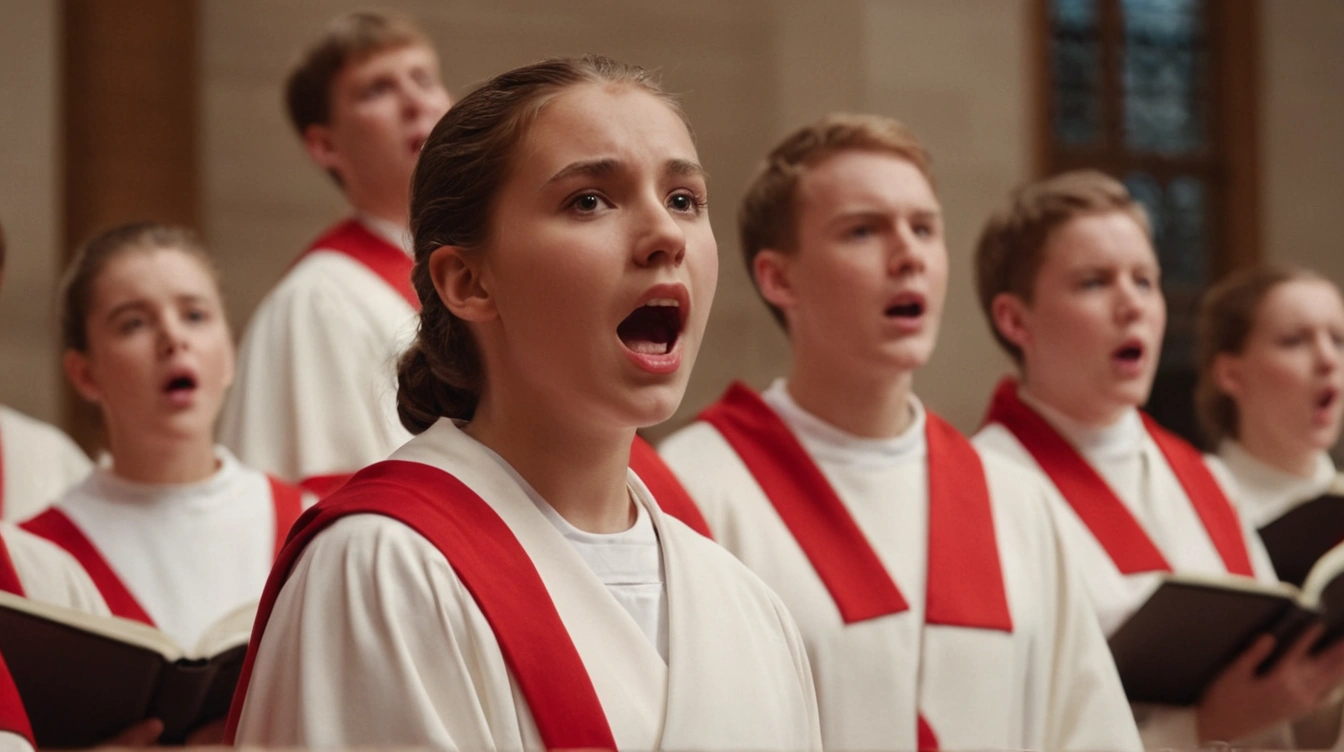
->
[299, 219, 419, 311]
[983, 378, 1254, 577]
[0, 535, 23, 597]
[20, 477, 305, 625]
[224, 460, 617, 749]
[699, 382, 1012, 751]
[0, 652, 33, 747]
[628, 436, 713, 539]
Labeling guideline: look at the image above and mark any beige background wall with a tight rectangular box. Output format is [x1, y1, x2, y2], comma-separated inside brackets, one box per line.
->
[0, 1, 61, 422]
[1, 0, 1341, 446]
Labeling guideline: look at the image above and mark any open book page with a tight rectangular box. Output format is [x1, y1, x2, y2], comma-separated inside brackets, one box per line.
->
[1301, 541, 1344, 614]
[0, 590, 183, 660]
[191, 600, 257, 659]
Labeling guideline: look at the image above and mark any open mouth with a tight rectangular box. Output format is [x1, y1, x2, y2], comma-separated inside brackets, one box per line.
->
[617, 298, 683, 355]
[409, 136, 427, 155]
[1317, 388, 1339, 411]
[163, 373, 198, 395]
[1113, 341, 1145, 364]
[884, 293, 926, 320]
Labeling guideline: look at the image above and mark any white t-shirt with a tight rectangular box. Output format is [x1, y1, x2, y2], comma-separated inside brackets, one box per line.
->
[55, 447, 289, 647]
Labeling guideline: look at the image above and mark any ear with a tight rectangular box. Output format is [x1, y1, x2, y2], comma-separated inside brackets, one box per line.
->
[1211, 352, 1245, 400]
[62, 349, 102, 404]
[301, 123, 342, 175]
[428, 245, 496, 322]
[991, 292, 1032, 352]
[753, 249, 797, 314]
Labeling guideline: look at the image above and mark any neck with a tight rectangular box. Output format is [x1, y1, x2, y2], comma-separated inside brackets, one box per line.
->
[348, 193, 409, 230]
[106, 430, 218, 484]
[464, 385, 635, 534]
[1019, 377, 1129, 429]
[787, 355, 915, 439]
[1236, 430, 1320, 478]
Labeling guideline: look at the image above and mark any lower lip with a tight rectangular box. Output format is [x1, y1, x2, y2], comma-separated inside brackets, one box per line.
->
[883, 313, 925, 333]
[1112, 354, 1146, 377]
[164, 388, 196, 408]
[621, 340, 682, 375]
[1314, 398, 1338, 425]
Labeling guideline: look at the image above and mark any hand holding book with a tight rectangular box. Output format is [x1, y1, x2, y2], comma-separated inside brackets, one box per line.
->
[1195, 622, 1344, 743]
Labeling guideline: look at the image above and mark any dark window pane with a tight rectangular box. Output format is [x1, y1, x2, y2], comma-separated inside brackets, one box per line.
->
[1123, 171, 1207, 290]
[1050, 0, 1103, 147]
[1121, 0, 1207, 155]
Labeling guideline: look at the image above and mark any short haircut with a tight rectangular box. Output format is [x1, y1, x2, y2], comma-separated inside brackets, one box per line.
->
[974, 169, 1151, 362]
[1195, 264, 1329, 446]
[738, 113, 934, 328]
[284, 10, 431, 137]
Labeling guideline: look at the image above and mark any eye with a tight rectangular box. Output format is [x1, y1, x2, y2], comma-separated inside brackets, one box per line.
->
[184, 307, 210, 324]
[566, 192, 611, 215]
[911, 223, 933, 239]
[846, 223, 876, 240]
[117, 315, 145, 335]
[1278, 333, 1308, 348]
[667, 191, 706, 215]
[360, 79, 394, 100]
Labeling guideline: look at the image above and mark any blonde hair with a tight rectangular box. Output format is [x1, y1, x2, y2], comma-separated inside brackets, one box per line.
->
[738, 113, 934, 328]
[397, 55, 689, 433]
[974, 169, 1151, 362]
[1195, 264, 1330, 445]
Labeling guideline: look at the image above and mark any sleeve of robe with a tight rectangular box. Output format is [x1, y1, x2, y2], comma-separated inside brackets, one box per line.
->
[232, 514, 537, 750]
[996, 466, 1144, 752]
[218, 259, 411, 484]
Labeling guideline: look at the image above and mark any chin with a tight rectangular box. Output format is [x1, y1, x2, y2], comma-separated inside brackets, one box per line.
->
[619, 382, 685, 429]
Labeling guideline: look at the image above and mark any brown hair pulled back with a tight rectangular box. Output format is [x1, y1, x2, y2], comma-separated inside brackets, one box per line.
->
[60, 222, 218, 353]
[397, 55, 688, 434]
[1195, 264, 1328, 446]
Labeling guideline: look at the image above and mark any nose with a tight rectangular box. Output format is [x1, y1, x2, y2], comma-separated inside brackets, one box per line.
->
[158, 318, 189, 358]
[887, 225, 925, 278]
[1316, 333, 1341, 373]
[1114, 278, 1146, 324]
[633, 197, 687, 269]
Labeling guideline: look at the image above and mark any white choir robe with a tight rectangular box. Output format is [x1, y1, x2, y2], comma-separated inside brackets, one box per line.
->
[0, 405, 91, 522]
[658, 387, 1141, 752]
[0, 523, 108, 614]
[1210, 439, 1342, 530]
[231, 419, 823, 750]
[218, 215, 416, 489]
[975, 402, 1284, 749]
[23, 447, 305, 648]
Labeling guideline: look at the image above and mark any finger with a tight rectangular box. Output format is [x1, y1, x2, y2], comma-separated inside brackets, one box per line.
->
[185, 718, 226, 746]
[1282, 623, 1329, 666]
[1229, 633, 1278, 676]
[104, 717, 164, 747]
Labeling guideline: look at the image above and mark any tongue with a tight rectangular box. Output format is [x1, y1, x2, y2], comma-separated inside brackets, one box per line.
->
[618, 306, 675, 355]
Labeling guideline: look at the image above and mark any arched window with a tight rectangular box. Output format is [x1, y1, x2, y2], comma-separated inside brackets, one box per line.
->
[1036, 0, 1259, 443]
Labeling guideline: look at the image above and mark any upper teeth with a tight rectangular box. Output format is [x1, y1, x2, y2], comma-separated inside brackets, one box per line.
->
[646, 298, 679, 307]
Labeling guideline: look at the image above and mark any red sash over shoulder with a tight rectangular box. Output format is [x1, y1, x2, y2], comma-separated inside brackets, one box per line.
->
[699, 382, 1012, 751]
[0, 535, 23, 597]
[21, 476, 307, 625]
[628, 436, 713, 539]
[983, 378, 1254, 577]
[223, 460, 617, 750]
[0, 652, 33, 747]
[299, 219, 419, 311]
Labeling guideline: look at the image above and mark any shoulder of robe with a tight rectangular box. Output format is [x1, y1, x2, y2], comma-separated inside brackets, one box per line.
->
[247, 253, 382, 332]
[290, 513, 466, 604]
[0, 406, 89, 463]
[656, 423, 740, 493]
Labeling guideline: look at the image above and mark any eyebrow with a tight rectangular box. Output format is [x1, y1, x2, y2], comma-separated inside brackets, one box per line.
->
[543, 157, 707, 187]
[825, 207, 941, 228]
